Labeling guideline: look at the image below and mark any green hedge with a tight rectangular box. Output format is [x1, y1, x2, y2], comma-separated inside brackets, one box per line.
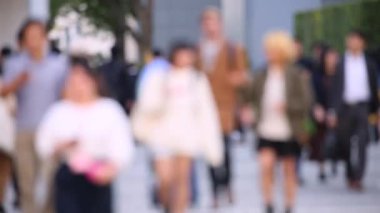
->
[295, 0, 380, 54]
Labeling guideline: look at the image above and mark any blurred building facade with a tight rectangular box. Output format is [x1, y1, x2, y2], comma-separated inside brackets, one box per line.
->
[0, 0, 49, 48]
[1, 0, 353, 63]
[153, 0, 352, 68]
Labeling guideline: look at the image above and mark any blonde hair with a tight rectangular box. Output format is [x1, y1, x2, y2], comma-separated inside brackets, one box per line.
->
[264, 31, 296, 63]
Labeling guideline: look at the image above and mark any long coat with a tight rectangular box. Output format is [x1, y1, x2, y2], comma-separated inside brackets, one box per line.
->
[197, 41, 249, 134]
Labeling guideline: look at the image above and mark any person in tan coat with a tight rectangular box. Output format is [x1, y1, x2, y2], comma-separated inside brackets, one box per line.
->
[198, 7, 249, 208]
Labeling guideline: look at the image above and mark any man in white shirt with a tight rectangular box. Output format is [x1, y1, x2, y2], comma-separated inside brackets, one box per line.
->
[329, 30, 379, 191]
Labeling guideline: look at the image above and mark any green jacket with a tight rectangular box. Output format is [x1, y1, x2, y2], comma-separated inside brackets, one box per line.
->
[243, 65, 313, 144]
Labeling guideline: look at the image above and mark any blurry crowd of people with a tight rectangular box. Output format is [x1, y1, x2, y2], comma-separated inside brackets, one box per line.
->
[0, 5, 379, 213]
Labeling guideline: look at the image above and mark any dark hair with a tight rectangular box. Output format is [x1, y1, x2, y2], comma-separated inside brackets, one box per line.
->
[152, 48, 163, 57]
[1, 46, 12, 57]
[320, 46, 339, 75]
[50, 40, 61, 54]
[347, 29, 367, 42]
[312, 41, 328, 51]
[17, 18, 47, 42]
[294, 36, 302, 44]
[168, 41, 195, 63]
[70, 56, 109, 97]
[111, 44, 123, 60]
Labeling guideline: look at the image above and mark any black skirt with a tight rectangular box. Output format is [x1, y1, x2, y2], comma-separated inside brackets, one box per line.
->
[54, 164, 112, 213]
[257, 138, 301, 157]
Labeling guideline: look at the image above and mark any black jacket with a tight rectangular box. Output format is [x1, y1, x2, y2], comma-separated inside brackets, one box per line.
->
[330, 54, 379, 114]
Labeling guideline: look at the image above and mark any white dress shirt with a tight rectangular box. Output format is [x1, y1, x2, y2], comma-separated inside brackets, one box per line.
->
[258, 69, 292, 141]
[200, 39, 221, 72]
[343, 52, 370, 104]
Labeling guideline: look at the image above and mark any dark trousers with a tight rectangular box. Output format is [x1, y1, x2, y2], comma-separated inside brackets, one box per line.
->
[55, 164, 112, 213]
[208, 136, 231, 197]
[337, 104, 369, 182]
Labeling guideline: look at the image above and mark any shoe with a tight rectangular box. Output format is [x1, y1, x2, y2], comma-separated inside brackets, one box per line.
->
[331, 163, 338, 177]
[347, 180, 364, 192]
[285, 207, 293, 213]
[163, 207, 170, 213]
[351, 181, 364, 192]
[298, 177, 305, 186]
[319, 173, 327, 183]
[227, 186, 234, 205]
[212, 198, 219, 209]
[265, 204, 274, 213]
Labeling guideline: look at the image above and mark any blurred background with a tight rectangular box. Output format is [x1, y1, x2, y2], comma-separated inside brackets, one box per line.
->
[1, 0, 378, 66]
[1, 0, 380, 213]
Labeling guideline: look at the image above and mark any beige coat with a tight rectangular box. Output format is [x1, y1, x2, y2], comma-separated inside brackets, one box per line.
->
[198, 41, 249, 134]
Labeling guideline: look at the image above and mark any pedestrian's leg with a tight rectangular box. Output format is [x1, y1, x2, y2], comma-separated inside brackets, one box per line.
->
[0, 151, 12, 203]
[41, 158, 59, 213]
[283, 156, 297, 211]
[223, 137, 234, 204]
[155, 158, 174, 211]
[337, 107, 355, 184]
[55, 164, 80, 213]
[189, 161, 198, 205]
[353, 105, 369, 185]
[84, 179, 112, 213]
[259, 148, 276, 210]
[208, 164, 218, 208]
[15, 132, 38, 213]
[172, 156, 191, 213]
[11, 161, 20, 208]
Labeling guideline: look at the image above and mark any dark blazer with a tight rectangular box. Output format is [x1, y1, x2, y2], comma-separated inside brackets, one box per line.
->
[243, 65, 313, 144]
[330, 54, 379, 114]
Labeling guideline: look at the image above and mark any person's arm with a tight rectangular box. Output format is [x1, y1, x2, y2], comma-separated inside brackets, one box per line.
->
[93, 102, 135, 185]
[198, 74, 224, 167]
[0, 71, 29, 97]
[36, 105, 60, 160]
[239, 75, 257, 126]
[229, 45, 250, 88]
[107, 102, 135, 169]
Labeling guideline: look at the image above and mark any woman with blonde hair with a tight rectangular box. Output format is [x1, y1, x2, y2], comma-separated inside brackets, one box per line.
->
[241, 31, 312, 213]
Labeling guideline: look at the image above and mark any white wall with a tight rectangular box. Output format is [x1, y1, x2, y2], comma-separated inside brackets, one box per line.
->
[0, 0, 28, 48]
[153, 0, 220, 53]
[222, 0, 246, 45]
[246, 0, 321, 68]
[29, 0, 49, 20]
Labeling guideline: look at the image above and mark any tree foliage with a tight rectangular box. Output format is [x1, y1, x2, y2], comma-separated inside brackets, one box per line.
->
[50, 0, 153, 60]
[295, 0, 380, 54]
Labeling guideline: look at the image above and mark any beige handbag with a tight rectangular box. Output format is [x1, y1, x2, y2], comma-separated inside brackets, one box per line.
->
[130, 106, 164, 144]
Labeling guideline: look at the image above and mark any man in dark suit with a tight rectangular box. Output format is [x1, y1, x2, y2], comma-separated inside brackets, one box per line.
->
[328, 30, 379, 191]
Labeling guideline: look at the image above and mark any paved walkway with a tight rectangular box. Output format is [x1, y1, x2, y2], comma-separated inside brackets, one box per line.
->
[5, 137, 380, 213]
[115, 138, 380, 213]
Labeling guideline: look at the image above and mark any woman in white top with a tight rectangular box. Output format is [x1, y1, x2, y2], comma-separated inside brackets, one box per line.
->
[133, 42, 223, 213]
[36, 57, 135, 213]
[242, 32, 311, 213]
